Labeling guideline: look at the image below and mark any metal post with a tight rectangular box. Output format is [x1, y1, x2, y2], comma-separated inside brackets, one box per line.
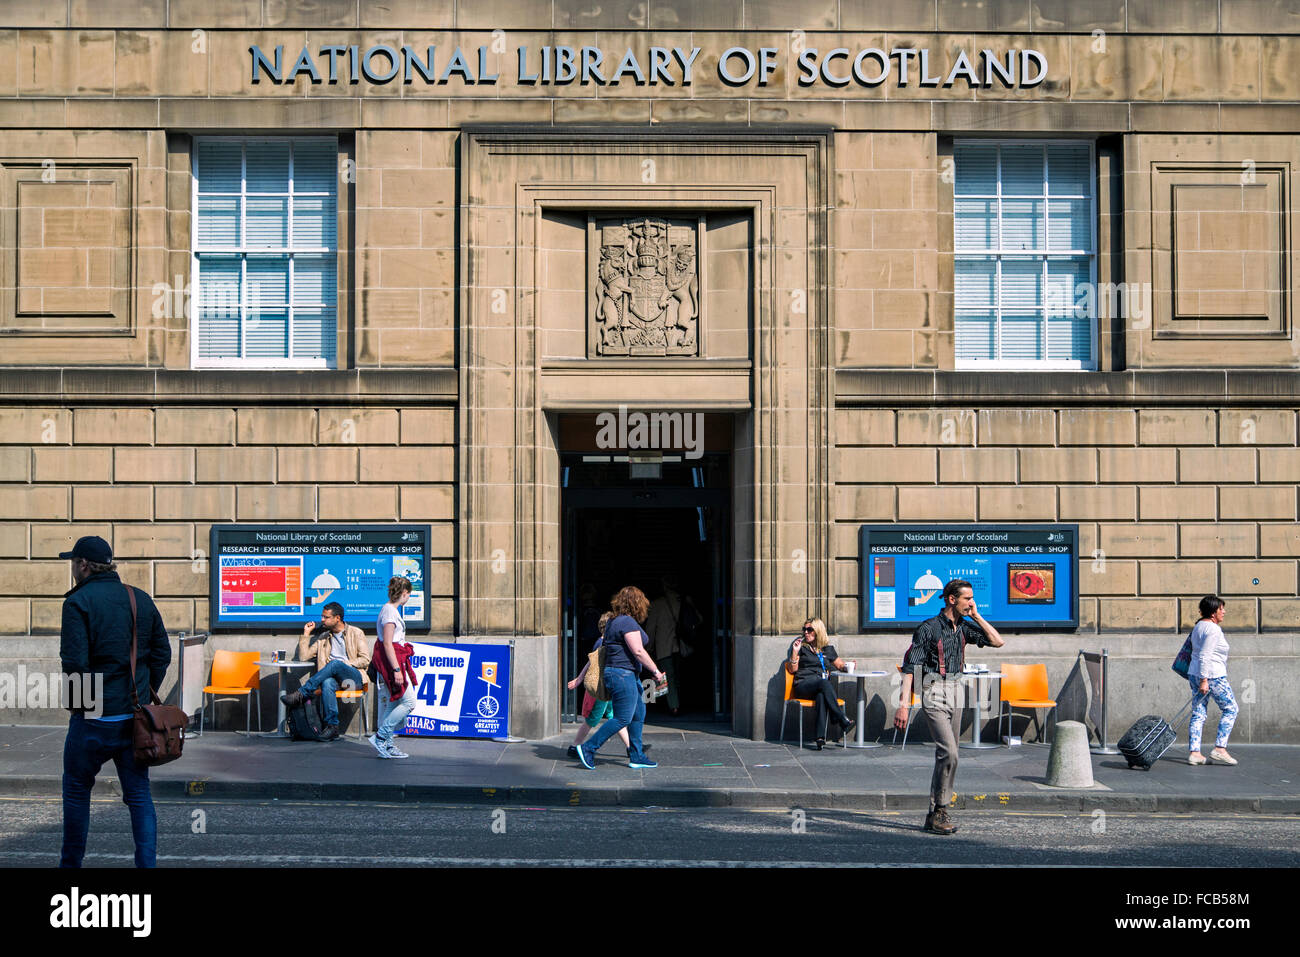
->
[176, 631, 191, 738]
[1091, 647, 1119, 754]
[176, 631, 210, 739]
[491, 639, 525, 743]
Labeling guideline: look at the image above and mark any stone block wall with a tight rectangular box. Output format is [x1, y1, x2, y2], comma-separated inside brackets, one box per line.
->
[832, 398, 1300, 635]
[355, 130, 456, 367]
[0, 399, 457, 641]
[832, 131, 942, 369]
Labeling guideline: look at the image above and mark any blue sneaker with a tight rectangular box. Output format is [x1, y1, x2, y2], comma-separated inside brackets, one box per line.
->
[575, 743, 595, 770]
[628, 752, 657, 769]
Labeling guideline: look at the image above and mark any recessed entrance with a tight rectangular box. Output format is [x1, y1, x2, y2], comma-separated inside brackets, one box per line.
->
[559, 416, 733, 726]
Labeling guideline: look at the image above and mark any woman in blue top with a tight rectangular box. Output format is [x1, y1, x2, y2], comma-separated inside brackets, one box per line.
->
[575, 586, 666, 770]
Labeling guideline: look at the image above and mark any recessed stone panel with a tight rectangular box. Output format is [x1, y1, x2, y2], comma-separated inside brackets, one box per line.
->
[3, 162, 133, 335]
[1172, 183, 1280, 322]
[1152, 162, 1288, 340]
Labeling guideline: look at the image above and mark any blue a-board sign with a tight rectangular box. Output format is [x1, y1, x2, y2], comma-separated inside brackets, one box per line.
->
[209, 524, 431, 631]
[400, 641, 512, 739]
[859, 524, 1078, 630]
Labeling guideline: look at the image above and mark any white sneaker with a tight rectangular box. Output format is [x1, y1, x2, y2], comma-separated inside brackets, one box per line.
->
[385, 742, 410, 759]
[368, 734, 395, 759]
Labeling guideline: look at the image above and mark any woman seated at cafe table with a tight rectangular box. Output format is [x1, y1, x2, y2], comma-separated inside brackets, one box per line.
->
[786, 617, 856, 750]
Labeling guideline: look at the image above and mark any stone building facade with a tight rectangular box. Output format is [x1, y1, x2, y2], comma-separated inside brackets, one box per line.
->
[1, 1, 1297, 741]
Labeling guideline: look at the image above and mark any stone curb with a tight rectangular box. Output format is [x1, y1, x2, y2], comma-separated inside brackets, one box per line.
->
[2, 774, 1297, 813]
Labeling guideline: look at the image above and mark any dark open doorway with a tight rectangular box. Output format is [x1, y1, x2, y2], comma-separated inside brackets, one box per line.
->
[560, 450, 732, 726]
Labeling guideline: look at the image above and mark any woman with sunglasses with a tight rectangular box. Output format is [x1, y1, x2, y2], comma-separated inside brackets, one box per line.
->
[786, 618, 855, 750]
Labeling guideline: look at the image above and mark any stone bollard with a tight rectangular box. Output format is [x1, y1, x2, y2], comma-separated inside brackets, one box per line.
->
[1045, 720, 1095, 788]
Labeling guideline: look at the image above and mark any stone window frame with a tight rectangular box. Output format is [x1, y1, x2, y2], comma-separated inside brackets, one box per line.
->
[189, 135, 342, 371]
[951, 137, 1100, 372]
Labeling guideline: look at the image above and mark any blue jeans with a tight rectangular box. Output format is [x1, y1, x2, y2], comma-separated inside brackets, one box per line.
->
[375, 676, 416, 744]
[1188, 674, 1238, 752]
[61, 713, 156, 868]
[584, 668, 646, 759]
[301, 660, 363, 726]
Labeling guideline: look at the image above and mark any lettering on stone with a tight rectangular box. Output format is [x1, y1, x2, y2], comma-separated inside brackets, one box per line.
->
[590, 216, 700, 357]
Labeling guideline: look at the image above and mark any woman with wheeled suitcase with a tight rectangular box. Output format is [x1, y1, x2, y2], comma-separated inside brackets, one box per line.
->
[1186, 595, 1239, 767]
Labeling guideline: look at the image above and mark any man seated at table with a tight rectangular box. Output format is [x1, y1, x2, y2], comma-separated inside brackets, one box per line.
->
[281, 602, 370, 741]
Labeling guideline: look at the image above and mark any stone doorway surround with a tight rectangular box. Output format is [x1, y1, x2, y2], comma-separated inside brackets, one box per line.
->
[458, 129, 832, 738]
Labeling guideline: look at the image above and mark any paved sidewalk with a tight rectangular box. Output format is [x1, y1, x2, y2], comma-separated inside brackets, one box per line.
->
[2, 724, 1297, 813]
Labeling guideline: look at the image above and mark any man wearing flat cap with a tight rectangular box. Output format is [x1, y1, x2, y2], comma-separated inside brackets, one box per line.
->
[58, 535, 171, 868]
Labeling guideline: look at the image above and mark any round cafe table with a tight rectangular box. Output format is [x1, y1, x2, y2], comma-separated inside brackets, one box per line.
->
[830, 670, 889, 749]
[256, 659, 314, 737]
[959, 669, 1004, 750]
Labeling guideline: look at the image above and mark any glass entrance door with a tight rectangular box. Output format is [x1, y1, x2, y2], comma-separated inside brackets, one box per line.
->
[560, 453, 732, 724]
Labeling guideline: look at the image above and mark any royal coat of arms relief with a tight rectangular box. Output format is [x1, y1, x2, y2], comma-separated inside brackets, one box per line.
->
[591, 216, 700, 356]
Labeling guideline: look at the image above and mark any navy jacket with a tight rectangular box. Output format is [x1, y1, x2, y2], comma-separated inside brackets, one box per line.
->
[60, 571, 171, 717]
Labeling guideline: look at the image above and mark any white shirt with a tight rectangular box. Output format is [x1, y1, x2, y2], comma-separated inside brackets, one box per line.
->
[1189, 620, 1229, 679]
[377, 602, 406, 646]
[375, 602, 406, 688]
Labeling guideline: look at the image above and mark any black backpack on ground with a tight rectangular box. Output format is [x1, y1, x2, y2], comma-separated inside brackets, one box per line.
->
[286, 693, 328, 741]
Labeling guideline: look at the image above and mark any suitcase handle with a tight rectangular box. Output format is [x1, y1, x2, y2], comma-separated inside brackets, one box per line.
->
[1171, 694, 1202, 723]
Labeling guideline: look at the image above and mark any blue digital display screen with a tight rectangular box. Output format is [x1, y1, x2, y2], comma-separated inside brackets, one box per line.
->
[859, 524, 1078, 630]
[209, 524, 431, 631]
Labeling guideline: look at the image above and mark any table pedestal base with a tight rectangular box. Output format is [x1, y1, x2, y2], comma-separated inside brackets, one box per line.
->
[833, 670, 888, 750]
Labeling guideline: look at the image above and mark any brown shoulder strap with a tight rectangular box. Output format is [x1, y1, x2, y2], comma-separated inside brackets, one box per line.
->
[124, 583, 142, 712]
[123, 584, 162, 709]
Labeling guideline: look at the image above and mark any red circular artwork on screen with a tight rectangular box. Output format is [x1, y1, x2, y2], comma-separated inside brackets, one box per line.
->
[1011, 571, 1045, 597]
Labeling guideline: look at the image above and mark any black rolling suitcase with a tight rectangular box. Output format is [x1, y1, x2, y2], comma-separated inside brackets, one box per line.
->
[1118, 696, 1198, 770]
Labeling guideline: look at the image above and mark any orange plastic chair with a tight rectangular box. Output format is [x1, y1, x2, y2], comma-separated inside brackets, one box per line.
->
[999, 662, 1057, 743]
[334, 685, 370, 738]
[779, 668, 847, 749]
[200, 650, 262, 734]
[891, 665, 924, 750]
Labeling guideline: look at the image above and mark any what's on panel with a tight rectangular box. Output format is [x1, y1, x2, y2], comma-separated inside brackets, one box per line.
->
[209, 524, 432, 631]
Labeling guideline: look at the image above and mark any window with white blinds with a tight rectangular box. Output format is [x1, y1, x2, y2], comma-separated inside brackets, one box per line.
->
[192, 138, 338, 368]
[954, 141, 1096, 369]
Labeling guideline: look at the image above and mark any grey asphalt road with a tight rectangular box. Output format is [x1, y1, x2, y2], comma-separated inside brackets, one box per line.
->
[1, 796, 1297, 867]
